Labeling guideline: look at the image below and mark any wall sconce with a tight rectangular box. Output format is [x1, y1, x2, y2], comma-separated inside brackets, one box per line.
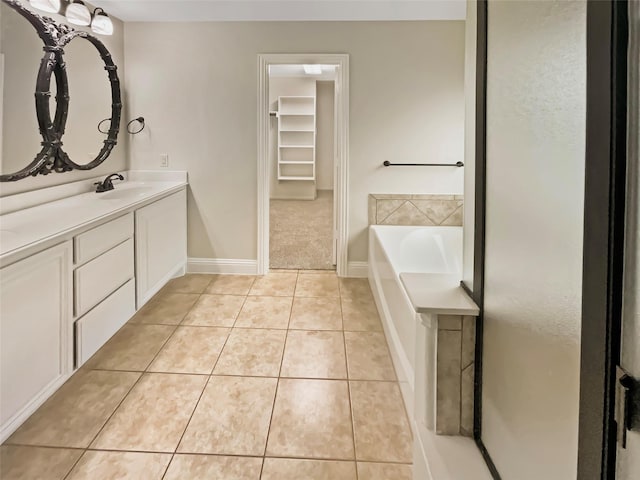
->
[29, 0, 60, 13]
[90, 8, 113, 36]
[29, 0, 114, 36]
[65, 0, 91, 26]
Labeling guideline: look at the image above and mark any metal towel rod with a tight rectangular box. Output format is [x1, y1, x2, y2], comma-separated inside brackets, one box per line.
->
[383, 161, 464, 167]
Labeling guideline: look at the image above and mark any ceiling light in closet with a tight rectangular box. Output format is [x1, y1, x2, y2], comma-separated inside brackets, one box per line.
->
[303, 65, 322, 75]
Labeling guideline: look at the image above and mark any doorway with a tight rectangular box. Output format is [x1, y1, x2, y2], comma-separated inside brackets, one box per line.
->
[267, 65, 336, 270]
[257, 54, 349, 276]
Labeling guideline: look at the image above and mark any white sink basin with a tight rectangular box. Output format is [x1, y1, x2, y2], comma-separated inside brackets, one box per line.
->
[97, 185, 154, 200]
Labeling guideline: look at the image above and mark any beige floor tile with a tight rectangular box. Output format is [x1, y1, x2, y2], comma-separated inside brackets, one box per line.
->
[178, 376, 277, 456]
[164, 274, 213, 294]
[182, 294, 246, 327]
[235, 296, 292, 329]
[281, 331, 347, 379]
[350, 381, 413, 463]
[66, 451, 171, 480]
[7, 370, 140, 448]
[131, 293, 200, 325]
[341, 298, 383, 332]
[261, 458, 356, 480]
[164, 454, 262, 479]
[269, 269, 299, 274]
[91, 373, 207, 452]
[357, 462, 413, 480]
[147, 327, 230, 374]
[249, 273, 297, 296]
[266, 379, 354, 460]
[85, 324, 175, 371]
[0, 445, 83, 480]
[295, 274, 340, 297]
[289, 297, 342, 330]
[339, 278, 374, 301]
[205, 275, 256, 295]
[344, 332, 396, 381]
[213, 329, 286, 377]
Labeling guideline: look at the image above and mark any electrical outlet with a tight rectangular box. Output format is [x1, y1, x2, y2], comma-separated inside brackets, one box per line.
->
[160, 154, 169, 167]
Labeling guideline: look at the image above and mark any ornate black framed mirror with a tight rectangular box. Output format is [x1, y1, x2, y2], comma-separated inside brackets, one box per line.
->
[0, 0, 121, 182]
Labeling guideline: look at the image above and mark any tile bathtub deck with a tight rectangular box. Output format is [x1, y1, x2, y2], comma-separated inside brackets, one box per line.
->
[1, 271, 413, 480]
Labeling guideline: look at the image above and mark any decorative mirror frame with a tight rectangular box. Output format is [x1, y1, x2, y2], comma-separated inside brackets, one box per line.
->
[0, 0, 121, 182]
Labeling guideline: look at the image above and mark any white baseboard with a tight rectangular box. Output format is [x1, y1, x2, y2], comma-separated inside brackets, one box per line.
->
[187, 258, 258, 275]
[347, 261, 368, 278]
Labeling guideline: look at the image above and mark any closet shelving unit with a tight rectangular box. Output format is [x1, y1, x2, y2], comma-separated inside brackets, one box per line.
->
[277, 96, 316, 181]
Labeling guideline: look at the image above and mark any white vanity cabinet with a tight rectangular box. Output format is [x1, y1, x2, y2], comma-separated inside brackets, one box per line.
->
[135, 189, 187, 308]
[0, 178, 187, 442]
[73, 213, 136, 367]
[0, 241, 73, 440]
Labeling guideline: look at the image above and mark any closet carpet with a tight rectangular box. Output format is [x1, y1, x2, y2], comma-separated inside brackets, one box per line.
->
[270, 190, 334, 270]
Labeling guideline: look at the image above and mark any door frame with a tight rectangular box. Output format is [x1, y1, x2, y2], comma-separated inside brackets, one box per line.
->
[257, 53, 350, 276]
[577, 1, 629, 478]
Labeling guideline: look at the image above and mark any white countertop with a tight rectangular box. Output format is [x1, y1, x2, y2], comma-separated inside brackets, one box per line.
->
[399, 273, 479, 315]
[0, 172, 187, 267]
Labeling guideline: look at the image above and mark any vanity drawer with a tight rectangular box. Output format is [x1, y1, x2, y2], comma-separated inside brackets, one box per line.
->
[74, 213, 133, 266]
[74, 238, 134, 317]
[75, 279, 135, 367]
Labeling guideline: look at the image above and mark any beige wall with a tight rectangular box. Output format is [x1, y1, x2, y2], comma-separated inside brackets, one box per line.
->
[316, 80, 335, 191]
[462, 0, 476, 290]
[482, 1, 585, 479]
[268, 76, 316, 200]
[124, 21, 465, 261]
[0, 0, 127, 197]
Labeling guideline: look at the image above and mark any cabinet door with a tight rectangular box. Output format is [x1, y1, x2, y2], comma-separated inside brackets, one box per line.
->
[0, 241, 72, 441]
[135, 190, 187, 307]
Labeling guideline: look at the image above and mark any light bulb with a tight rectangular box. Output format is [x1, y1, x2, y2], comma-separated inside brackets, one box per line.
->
[66, 1, 91, 26]
[29, 0, 61, 13]
[91, 9, 113, 35]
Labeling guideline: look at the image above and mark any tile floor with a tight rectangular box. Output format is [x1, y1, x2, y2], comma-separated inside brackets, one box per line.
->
[1, 271, 413, 480]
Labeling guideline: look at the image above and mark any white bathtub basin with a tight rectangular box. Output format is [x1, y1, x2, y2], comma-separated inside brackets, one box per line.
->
[368, 225, 463, 410]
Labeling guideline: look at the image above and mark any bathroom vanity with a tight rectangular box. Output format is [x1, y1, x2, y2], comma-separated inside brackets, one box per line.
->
[0, 172, 187, 442]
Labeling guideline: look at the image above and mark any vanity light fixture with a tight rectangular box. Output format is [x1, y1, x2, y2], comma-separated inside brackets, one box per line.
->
[91, 8, 113, 35]
[29, 0, 61, 13]
[303, 64, 322, 75]
[28, 0, 113, 36]
[65, 0, 91, 26]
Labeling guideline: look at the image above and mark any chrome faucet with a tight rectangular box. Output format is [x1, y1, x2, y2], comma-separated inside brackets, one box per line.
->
[95, 173, 124, 193]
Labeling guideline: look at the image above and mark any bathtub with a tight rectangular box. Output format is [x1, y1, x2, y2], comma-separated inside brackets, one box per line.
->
[368, 225, 462, 417]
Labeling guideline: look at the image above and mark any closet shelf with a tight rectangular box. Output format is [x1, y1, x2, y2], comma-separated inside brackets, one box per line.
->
[277, 94, 316, 182]
[278, 176, 315, 181]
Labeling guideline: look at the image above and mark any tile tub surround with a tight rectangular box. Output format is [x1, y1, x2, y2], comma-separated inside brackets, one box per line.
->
[399, 274, 477, 436]
[368, 194, 464, 227]
[1, 272, 413, 479]
[432, 314, 476, 436]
